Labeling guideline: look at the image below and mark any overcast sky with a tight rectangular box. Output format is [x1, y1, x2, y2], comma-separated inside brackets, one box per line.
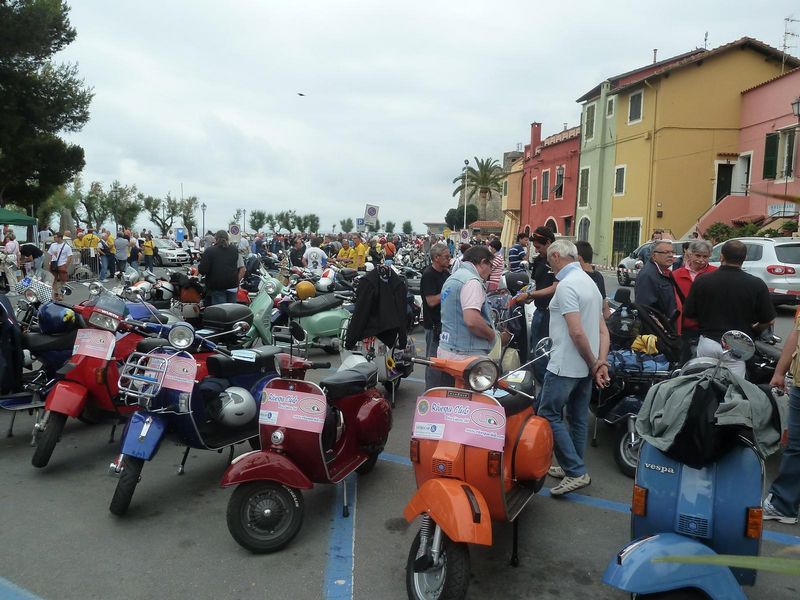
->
[59, 1, 798, 234]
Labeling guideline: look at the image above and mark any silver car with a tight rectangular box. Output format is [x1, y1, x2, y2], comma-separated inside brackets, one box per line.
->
[709, 237, 800, 306]
[150, 238, 191, 267]
[616, 240, 687, 286]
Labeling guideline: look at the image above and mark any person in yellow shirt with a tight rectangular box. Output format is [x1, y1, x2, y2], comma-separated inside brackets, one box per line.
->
[336, 239, 356, 265]
[83, 229, 100, 248]
[143, 233, 155, 271]
[73, 229, 86, 249]
[353, 234, 367, 270]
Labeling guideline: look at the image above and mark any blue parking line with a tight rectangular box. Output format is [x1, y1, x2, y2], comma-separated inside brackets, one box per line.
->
[323, 473, 358, 600]
[0, 576, 43, 600]
[378, 454, 800, 547]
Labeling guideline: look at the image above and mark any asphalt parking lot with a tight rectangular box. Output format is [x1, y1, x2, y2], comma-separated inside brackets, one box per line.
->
[1, 273, 799, 600]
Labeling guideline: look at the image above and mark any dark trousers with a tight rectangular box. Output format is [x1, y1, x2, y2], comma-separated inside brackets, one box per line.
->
[424, 326, 454, 389]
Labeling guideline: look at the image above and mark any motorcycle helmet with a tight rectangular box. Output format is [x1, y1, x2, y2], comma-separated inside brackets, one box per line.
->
[364, 262, 375, 272]
[209, 387, 257, 427]
[296, 280, 316, 300]
[316, 276, 334, 293]
[37, 303, 77, 335]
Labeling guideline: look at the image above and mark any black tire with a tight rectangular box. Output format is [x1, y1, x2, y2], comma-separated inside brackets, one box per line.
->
[617, 269, 630, 287]
[31, 411, 67, 468]
[614, 428, 641, 479]
[406, 528, 470, 600]
[109, 456, 144, 516]
[632, 590, 708, 599]
[356, 448, 383, 475]
[226, 482, 304, 553]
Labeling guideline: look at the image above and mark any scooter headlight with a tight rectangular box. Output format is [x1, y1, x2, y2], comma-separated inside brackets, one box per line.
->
[88, 312, 120, 332]
[24, 288, 38, 303]
[168, 323, 195, 349]
[264, 280, 277, 295]
[465, 359, 499, 392]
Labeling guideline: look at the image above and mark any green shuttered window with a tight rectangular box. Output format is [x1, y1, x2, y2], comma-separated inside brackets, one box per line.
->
[763, 133, 779, 179]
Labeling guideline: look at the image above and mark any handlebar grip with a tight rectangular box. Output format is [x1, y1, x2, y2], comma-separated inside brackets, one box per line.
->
[311, 361, 332, 369]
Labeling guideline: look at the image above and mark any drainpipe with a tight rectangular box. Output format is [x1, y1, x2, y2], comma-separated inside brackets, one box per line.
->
[643, 78, 658, 242]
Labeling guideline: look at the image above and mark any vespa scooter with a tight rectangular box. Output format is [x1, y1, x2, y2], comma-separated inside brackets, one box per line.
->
[220, 321, 392, 553]
[403, 341, 553, 600]
[602, 330, 785, 600]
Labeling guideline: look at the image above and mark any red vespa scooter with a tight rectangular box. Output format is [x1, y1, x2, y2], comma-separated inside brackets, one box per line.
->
[220, 321, 392, 553]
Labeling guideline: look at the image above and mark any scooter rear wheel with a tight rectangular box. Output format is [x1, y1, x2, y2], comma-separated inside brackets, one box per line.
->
[31, 411, 67, 468]
[406, 529, 470, 600]
[226, 482, 304, 553]
[614, 428, 641, 479]
[109, 456, 144, 516]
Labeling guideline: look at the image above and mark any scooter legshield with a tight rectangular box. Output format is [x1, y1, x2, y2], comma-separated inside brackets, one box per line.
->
[45, 380, 88, 418]
[602, 533, 747, 600]
[220, 450, 313, 490]
[121, 412, 166, 460]
[403, 478, 492, 546]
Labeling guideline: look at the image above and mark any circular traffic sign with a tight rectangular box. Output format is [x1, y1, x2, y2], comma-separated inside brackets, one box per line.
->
[460, 229, 470, 241]
[366, 206, 378, 217]
[229, 224, 240, 236]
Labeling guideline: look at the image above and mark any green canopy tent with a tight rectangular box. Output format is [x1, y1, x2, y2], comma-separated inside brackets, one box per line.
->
[0, 207, 36, 225]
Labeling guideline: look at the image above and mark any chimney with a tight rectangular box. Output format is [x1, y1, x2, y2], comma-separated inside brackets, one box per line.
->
[563, 122, 568, 131]
[653, 48, 658, 63]
[530, 122, 542, 151]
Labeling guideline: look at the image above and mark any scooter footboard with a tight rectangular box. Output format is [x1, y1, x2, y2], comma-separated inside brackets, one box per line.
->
[121, 412, 166, 461]
[220, 450, 313, 490]
[402, 479, 492, 546]
[602, 533, 747, 600]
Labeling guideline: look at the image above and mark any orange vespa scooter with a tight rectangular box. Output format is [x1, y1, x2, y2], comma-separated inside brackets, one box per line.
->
[403, 340, 554, 600]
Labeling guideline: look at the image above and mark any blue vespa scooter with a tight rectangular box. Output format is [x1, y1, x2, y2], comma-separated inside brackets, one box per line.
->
[602, 330, 785, 599]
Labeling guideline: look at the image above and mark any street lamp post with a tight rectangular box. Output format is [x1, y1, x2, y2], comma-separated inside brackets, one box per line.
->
[201, 203, 207, 239]
[788, 97, 800, 220]
[243, 209, 247, 235]
[462, 158, 469, 231]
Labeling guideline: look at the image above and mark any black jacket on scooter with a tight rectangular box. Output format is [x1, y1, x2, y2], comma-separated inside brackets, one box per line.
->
[0, 295, 24, 394]
[345, 266, 408, 350]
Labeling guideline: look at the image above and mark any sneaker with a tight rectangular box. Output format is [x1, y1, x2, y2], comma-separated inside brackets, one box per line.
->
[762, 494, 798, 524]
[550, 473, 591, 496]
[548, 466, 565, 478]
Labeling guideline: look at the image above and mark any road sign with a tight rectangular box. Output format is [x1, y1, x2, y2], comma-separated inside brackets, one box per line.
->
[460, 229, 470, 242]
[356, 218, 366, 233]
[175, 228, 185, 242]
[229, 224, 240, 236]
[364, 204, 379, 226]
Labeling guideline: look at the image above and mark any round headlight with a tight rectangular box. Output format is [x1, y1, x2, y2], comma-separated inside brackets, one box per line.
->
[264, 281, 277, 295]
[467, 359, 499, 392]
[24, 288, 38, 303]
[168, 323, 195, 349]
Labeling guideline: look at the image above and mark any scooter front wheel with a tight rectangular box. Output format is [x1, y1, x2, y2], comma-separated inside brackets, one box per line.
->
[406, 529, 470, 600]
[226, 482, 304, 553]
[109, 456, 144, 516]
[31, 411, 67, 468]
[614, 428, 641, 479]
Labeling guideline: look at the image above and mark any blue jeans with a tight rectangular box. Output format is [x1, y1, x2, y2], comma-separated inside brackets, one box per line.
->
[425, 327, 454, 389]
[98, 254, 109, 280]
[529, 308, 550, 385]
[768, 386, 800, 517]
[207, 290, 238, 306]
[538, 371, 593, 477]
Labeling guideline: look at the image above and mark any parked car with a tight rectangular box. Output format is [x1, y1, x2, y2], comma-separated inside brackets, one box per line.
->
[709, 236, 800, 305]
[616, 240, 687, 286]
[148, 238, 191, 267]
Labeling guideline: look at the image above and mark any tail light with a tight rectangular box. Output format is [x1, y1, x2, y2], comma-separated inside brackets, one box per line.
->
[410, 439, 420, 464]
[766, 265, 796, 275]
[745, 507, 763, 539]
[632, 485, 648, 517]
[487, 451, 502, 477]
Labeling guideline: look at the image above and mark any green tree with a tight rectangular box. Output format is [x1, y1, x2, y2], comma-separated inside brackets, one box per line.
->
[264, 213, 277, 232]
[385, 221, 396, 233]
[275, 210, 296, 232]
[143, 193, 180, 236]
[0, 0, 93, 208]
[366, 218, 381, 233]
[340, 218, 354, 233]
[106, 180, 139, 231]
[402, 220, 413, 235]
[451, 157, 504, 217]
[249, 209, 267, 231]
[179, 196, 199, 237]
[70, 180, 112, 231]
[305, 213, 320, 233]
[231, 208, 243, 227]
[445, 204, 479, 230]
[704, 222, 733, 244]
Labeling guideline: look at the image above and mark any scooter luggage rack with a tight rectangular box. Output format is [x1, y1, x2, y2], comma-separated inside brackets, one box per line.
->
[117, 351, 170, 405]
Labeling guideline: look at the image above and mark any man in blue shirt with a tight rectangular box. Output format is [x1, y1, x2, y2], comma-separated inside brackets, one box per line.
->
[508, 232, 529, 272]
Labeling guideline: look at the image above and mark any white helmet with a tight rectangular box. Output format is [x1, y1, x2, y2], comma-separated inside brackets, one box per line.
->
[210, 387, 257, 427]
[316, 276, 334, 293]
[364, 262, 375, 272]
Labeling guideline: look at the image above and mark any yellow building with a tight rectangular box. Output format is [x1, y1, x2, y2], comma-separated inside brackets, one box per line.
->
[581, 38, 798, 263]
[500, 156, 524, 249]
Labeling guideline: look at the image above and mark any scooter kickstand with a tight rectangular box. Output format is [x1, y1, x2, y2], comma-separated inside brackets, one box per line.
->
[590, 415, 599, 448]
[6, 411, 16, 438]
[177, 446, 190, 475]
[509, 518, 520, 568]
[342, 479, 349, 518]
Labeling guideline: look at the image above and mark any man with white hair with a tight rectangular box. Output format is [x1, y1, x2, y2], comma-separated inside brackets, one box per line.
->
[635, 239, 678, 320]
[538, 239, 610, 496]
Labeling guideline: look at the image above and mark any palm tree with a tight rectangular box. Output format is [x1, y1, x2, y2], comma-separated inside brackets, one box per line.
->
[452, 157, 504, 219]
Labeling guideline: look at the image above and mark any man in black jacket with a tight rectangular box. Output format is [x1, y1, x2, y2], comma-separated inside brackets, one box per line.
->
[198, 230, 244, 306]
[634, 240, 678, 320]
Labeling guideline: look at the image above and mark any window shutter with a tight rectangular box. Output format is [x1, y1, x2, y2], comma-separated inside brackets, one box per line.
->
[763, 133, 779, 179]
[579, 168, 589, 206]
[786, 130, 796, 178]
[585, 105, 596, 140]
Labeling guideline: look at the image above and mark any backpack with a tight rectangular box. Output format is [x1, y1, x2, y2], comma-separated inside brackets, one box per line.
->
[632, 302, 682, 364]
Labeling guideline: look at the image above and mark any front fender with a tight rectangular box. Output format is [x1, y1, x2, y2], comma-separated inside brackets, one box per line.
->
[602, 533, 747, 600]
[220, 450, 313, 490]
[120, 412, 166, 461]
[403, 478, 492, 546]
[45, 380, 88, 417]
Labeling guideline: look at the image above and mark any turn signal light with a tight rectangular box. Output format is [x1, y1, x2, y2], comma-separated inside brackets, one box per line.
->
[632, 485, 648, 517]
[745, 507, 763, 539]
[766, 265, 796, 275]
[410, 439, 420, 464]
[95, 368, 105, 385]
[487, 451, 501, 477]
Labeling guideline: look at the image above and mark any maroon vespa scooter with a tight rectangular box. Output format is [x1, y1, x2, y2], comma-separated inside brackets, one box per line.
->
[220, 321, 392, 553]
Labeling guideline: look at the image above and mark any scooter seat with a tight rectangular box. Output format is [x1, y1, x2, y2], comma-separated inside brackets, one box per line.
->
[288, 294, 343, 318]
[22, 330, 78, 354]
[136, 337, 172, 353]
[338, 268, 358, 281]
[319, 362, 378, 401]
[206, 346, 282, 377]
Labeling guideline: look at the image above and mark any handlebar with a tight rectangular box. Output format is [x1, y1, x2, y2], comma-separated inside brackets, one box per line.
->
[310, 361, 331, 369]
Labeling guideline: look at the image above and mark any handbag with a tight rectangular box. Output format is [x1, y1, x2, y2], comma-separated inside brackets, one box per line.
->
[49, 243, 65, 273]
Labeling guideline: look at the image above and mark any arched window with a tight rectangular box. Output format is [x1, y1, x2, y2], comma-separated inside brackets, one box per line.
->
[578, 217, 590, 242]
[544, 218, 558, 234]
[524, 225, 531, 236]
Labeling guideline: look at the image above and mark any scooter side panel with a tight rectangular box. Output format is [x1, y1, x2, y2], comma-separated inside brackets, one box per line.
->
[121, 412, 166, 460]
[633, 443, 684, 539]
[220, 450, 313, 489]
[402, 478, 493, 546]
[45, 380, 88, 417]
[602, 533, 747, 600]
[300, 309, 349, 340]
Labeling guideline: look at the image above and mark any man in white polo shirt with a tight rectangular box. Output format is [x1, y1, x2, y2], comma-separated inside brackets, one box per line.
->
[538, 239, 610, 496]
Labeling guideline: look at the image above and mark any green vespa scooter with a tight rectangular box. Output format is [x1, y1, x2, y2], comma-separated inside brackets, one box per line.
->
[240, 273, 284, 348]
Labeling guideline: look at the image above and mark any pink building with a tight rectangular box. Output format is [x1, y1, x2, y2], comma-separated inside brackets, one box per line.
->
[698, 67, 800, 232]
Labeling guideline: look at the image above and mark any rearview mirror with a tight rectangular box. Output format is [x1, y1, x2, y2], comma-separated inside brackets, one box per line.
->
[721, 330, 755, 361]
[289, 321, 306, 342]
[233, 321, 250, 333]
[534, 337, 552, 357]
